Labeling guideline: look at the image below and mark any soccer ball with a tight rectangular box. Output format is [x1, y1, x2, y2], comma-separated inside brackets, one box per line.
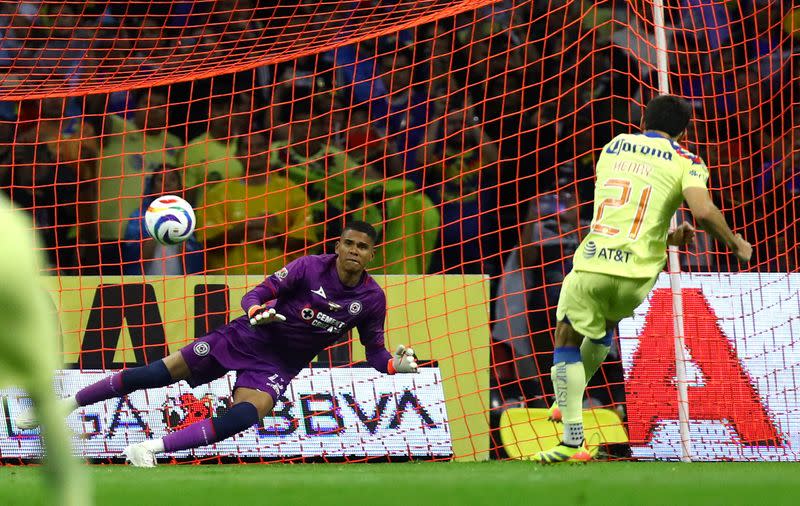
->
[144, 195, 196, 246]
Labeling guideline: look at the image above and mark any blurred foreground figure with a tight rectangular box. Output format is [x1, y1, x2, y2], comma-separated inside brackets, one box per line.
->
[0, 194, 90, 506]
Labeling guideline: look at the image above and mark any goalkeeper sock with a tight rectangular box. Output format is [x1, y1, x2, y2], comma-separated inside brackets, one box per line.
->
[580, 334, 612, 384]
[552, 346, 586, 447]
[163, 402, 260, 452]
[74, 361, 172, 407]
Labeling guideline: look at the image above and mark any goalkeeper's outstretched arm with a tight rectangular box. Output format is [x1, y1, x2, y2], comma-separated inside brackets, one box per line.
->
[683, 186, 752, 263]
[357, 301, 418, 374]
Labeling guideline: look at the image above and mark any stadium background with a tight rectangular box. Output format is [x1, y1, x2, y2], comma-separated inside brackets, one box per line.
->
[0, 0, 798, 468]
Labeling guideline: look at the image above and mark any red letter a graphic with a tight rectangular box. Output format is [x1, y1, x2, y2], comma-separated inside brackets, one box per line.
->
[626, 288, 782, 446]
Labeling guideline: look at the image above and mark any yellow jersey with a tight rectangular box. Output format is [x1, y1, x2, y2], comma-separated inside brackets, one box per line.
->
[572, 132, 709, 279]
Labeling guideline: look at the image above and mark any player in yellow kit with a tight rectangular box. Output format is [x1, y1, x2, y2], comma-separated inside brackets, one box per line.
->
[534, 95, 752, 463]
[0, 195, 90, 504]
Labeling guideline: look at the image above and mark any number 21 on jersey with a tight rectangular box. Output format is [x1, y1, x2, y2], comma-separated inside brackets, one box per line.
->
[591, 178, 652, 239]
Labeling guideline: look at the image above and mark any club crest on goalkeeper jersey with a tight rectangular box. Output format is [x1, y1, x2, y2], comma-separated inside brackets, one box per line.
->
[572, 132, 709, 279]
[238, 254, 388, 369]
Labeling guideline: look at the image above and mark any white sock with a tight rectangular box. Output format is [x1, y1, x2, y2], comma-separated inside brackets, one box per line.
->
[553, 361, 586, 447]
[563, 422, 585, 447]
[141, 438, 165, 454]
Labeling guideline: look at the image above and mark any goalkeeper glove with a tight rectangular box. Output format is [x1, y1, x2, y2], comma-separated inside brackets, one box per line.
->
[248, 304, 286, 326]
[388, 345, 419, 374]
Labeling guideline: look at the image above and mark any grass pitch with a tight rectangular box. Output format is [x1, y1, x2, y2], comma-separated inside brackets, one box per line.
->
[1, 461, 798, 505]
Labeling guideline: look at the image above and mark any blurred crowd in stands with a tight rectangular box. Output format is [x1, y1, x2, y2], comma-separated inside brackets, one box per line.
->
[1, 0, 799, 455]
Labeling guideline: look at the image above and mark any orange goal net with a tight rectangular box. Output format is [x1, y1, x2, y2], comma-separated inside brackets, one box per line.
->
[1, 0, 798, 463]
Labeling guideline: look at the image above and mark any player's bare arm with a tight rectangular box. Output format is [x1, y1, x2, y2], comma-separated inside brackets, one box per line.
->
[667, 222, 696, 247]
[683, 186, 752, 262]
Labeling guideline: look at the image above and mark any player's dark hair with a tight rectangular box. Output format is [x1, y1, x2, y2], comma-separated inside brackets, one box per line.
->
[644, 95, 693, 137]
[342, 220, 378, 244]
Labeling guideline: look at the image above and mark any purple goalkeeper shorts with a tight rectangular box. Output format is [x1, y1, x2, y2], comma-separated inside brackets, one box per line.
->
[179, 319, 295, 402]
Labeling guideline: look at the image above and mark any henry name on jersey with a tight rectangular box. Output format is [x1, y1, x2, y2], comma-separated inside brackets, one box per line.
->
[612, 160, 652, 177]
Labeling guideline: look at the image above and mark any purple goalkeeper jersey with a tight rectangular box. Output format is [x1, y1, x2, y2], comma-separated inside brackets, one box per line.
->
[237, 254, 392, 373]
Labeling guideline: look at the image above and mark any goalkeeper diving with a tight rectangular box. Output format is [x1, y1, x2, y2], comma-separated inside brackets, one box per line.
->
[0, 195, 90, 505]
[535, 95, 752, 463]
[19, 221, 419, 466]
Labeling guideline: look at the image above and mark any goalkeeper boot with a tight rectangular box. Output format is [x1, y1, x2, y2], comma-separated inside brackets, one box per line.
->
[548, 402, 562, 423]
[532, 443, 592, 464]
[124, 442, 158, 468]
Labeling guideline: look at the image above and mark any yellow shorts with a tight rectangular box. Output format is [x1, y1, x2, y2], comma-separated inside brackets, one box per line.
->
[555, 270, 657, 339]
